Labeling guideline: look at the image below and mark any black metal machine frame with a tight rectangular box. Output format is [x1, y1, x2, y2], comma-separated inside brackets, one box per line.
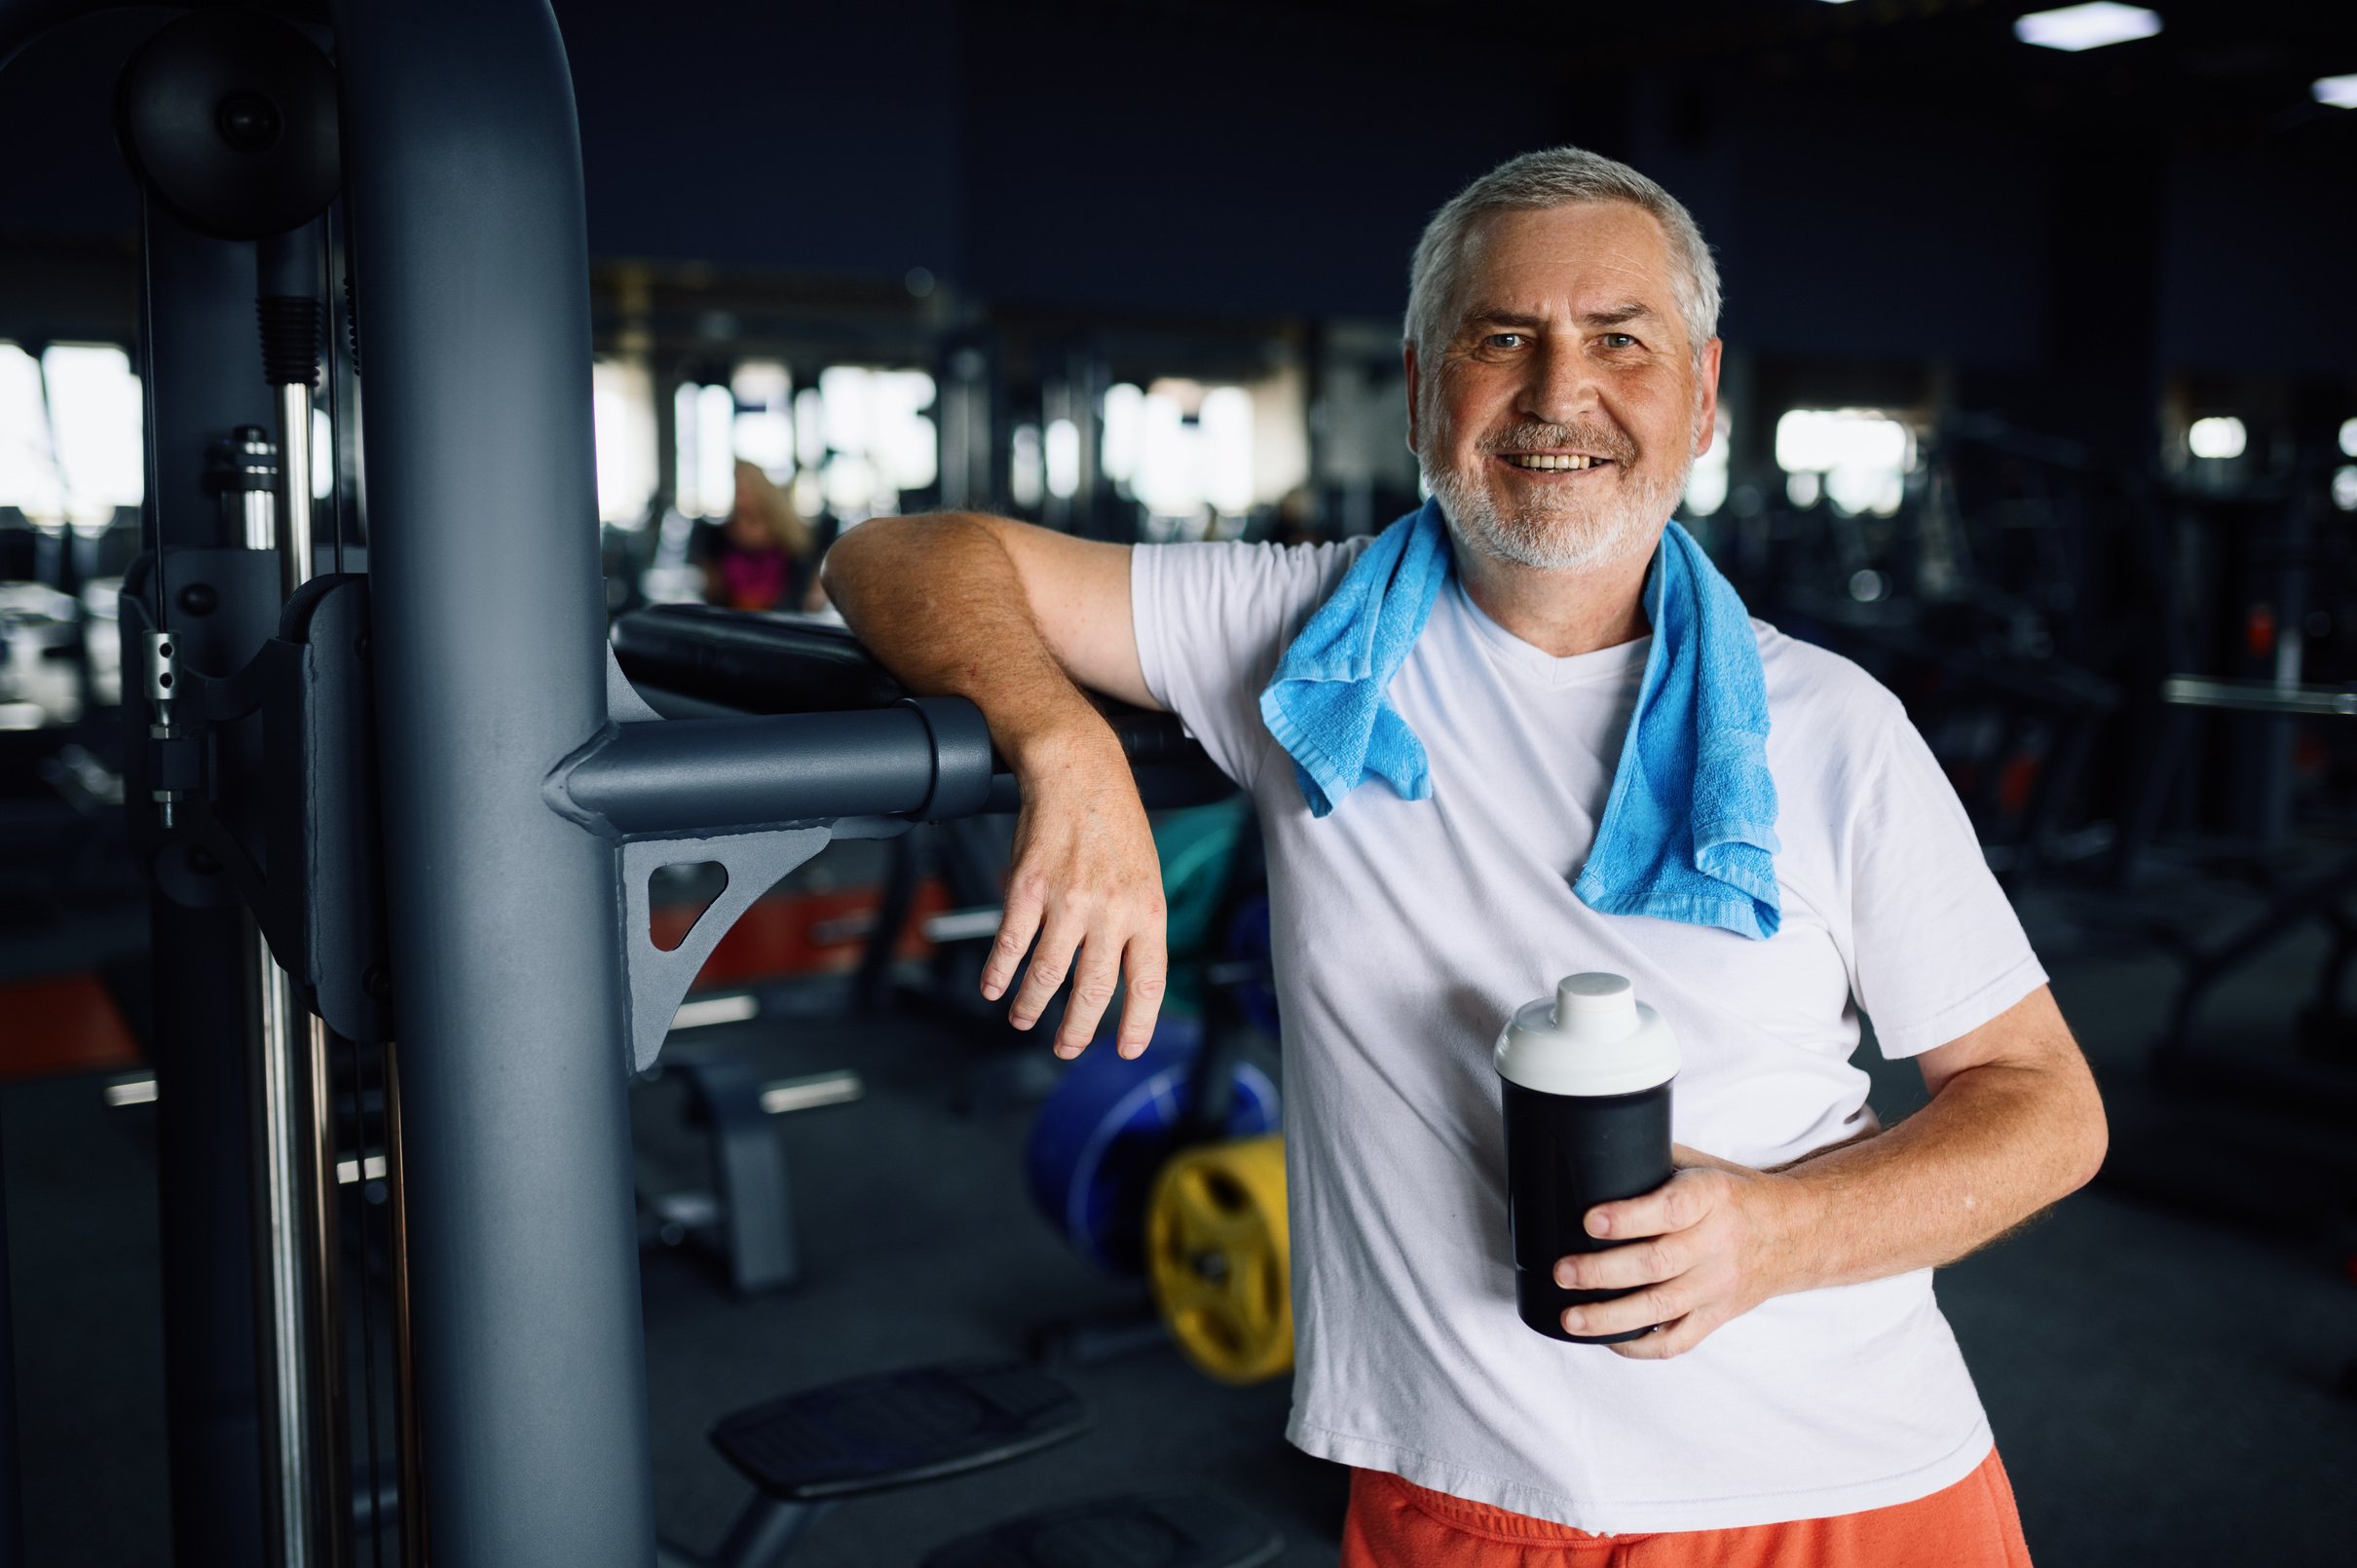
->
[0, 5, 1218, 1566]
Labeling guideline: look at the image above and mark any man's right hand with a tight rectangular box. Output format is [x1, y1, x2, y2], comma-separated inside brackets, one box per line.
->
[819, 511, 1171, 1061]
[986, 729, 1169, 1060]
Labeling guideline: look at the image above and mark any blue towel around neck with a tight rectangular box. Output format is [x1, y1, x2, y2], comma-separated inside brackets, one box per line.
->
[1257, 500, 1782, 940]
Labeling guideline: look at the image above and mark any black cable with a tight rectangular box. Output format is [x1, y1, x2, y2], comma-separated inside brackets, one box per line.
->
[136, 194, 167, 627]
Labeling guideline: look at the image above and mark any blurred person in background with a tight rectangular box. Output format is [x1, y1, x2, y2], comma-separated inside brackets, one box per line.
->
[697, 460, 819, 612]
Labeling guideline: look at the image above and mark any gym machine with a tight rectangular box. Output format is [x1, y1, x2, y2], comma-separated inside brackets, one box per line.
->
[0, 4, 1278, 1566]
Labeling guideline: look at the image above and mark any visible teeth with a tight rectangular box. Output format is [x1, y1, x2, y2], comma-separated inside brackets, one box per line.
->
[1505, 453, 1600, 470]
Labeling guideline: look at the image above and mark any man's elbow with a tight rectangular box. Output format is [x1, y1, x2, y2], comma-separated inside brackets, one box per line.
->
[2059, 1063, 2109, 1196]
[817, 513, 896, 599]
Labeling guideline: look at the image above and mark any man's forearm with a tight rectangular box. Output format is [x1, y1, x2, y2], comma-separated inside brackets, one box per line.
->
[823, 513, 1112, 767]
[1770, 1053, 2106, 1292]
[1569, 989, 2108, 1356]
[822, 512, 1173, 1057]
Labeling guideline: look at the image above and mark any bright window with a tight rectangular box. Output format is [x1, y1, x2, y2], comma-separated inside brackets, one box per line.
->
[592, 358, 658, 526]
[1101, 383, 1144, 485]
[730, 360, 794, 478]
[1009, 424, 1043, 508]
[670, 380, 744, 521]
[0, 342, 64, 526]
[1122, 378, 1272, 529]
[1044, 419, 1080, 500]
[1774, 409, 1912, 516]
[696, 385, 734, 518]
[813, 366, 936, 516]
[43, 344, 144, 532]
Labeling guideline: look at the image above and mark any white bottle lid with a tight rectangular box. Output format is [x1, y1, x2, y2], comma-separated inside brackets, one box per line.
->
[1493, 973, 1680, 1098]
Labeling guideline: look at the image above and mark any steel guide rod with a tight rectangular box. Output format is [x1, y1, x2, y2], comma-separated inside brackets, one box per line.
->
[247, 916, 332, 1568]
[329, 2, 655, 1562]
[253, 339, 347, 1568]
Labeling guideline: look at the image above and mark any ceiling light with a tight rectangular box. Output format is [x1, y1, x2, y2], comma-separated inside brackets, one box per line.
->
[2013, 3, 2162, 53]
[2315, 76, 2357, 110]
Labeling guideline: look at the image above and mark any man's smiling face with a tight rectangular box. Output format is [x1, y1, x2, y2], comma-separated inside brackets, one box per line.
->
[1408, 201, 1720, 574]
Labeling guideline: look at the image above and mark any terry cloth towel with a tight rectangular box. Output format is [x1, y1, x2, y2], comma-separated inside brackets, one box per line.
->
[1258, 500, 1782, 939]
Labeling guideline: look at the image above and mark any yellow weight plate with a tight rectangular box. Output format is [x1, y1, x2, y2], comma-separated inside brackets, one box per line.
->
[1146, 1134, 1292, 1385]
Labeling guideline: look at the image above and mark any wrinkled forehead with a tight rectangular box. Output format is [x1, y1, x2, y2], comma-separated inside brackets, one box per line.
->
[1450, 201, 1684, 328]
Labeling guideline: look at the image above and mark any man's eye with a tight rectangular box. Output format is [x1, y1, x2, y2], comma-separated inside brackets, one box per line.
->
[1484, 332, 1527, 350]
[1598, 332, 1639, 350]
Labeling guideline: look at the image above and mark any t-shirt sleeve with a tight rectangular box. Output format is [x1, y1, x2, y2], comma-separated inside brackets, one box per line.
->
[1130, 540, 1361, 792]
[1847, 712, 2049, 1059]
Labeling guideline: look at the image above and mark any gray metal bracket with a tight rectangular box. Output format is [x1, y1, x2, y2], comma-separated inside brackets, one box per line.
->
[617, 827, 830, 1073]
[603, 643, 833, 1071]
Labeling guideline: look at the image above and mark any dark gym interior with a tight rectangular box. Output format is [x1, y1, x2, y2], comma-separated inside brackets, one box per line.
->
[1, 2, 2353, 1564]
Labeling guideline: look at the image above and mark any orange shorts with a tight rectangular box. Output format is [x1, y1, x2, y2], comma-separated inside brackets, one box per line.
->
[1340, 1448, 2034, 1568]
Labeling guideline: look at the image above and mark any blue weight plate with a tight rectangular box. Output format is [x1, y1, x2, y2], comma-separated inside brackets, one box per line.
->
[1024, 1018, 1279, 1276]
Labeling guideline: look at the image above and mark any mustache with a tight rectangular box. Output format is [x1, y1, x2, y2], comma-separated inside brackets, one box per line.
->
[1477, 422, 1636, 463]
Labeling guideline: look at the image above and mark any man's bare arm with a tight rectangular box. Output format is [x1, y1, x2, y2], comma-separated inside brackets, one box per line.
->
[821, 513, 1169, 1059]
[1556, 985, 2108, 1358]
[1757, 985, 2106, 1285]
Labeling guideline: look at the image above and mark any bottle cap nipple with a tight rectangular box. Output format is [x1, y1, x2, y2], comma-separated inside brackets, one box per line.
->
[1555, 972, 1635, 1024]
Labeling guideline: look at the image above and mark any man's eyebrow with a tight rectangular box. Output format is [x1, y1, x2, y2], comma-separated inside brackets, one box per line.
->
[1581, 302, 1658, 328]
[1457, 301, 1662, 330]
[1460, 306, 1546, 329]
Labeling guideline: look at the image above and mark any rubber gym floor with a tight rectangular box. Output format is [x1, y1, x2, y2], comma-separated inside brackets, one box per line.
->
[6, 881, 2354, 1567]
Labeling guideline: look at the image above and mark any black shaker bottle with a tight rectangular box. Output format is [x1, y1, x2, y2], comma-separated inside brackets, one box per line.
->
[1494, 972, 1679, 1344]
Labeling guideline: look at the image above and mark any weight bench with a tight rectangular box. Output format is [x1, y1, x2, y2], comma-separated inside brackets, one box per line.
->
[658, 1361, 1280, 1568]
[638, 1033, 864, 1296]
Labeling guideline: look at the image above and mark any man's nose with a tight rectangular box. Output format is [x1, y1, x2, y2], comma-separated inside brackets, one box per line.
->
[1517, 338, 1603, 429]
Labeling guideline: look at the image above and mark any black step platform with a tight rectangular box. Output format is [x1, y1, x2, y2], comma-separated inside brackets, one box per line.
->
[918, 1492, 1285, 1568]
[709, 1361, 1090, 1502]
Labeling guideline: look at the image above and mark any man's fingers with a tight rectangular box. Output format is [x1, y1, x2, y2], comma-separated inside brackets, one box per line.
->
[981, 877, 1046, 1002]
[1009, 916, 1083, 1037]
[1561, 1282, 1691, 1343]
[1606, 1309, 1721, 1361]
[1055, 938, 1125, 1057]
[1586, 1169, 1716, 1240]
[1113, 928, 1169, 1060]
[1554, 1236, 1684, 1293]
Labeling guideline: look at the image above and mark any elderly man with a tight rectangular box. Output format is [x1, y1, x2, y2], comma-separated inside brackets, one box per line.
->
[823, 147, 2105, 1567]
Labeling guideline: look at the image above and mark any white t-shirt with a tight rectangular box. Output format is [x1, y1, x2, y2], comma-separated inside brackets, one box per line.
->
[1129, 538, 2047, 1535]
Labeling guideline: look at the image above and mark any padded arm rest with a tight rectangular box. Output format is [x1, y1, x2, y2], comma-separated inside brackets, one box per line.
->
[610, 604, 1233, 808]
[611, 605, 905, 713]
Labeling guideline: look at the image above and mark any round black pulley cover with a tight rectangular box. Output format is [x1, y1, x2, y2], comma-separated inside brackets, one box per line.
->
[115, 8, 340, 240]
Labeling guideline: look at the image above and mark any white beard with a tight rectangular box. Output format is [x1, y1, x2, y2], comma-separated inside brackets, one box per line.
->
[1420, 413, 1698, 573]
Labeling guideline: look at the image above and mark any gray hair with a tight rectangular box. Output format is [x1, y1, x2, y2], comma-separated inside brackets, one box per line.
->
[1403, 146, 1722, 365]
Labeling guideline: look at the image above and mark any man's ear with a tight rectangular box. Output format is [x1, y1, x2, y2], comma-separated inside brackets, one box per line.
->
[1403, 343, 1422, 455]
[1693, 338, 1724, 460]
